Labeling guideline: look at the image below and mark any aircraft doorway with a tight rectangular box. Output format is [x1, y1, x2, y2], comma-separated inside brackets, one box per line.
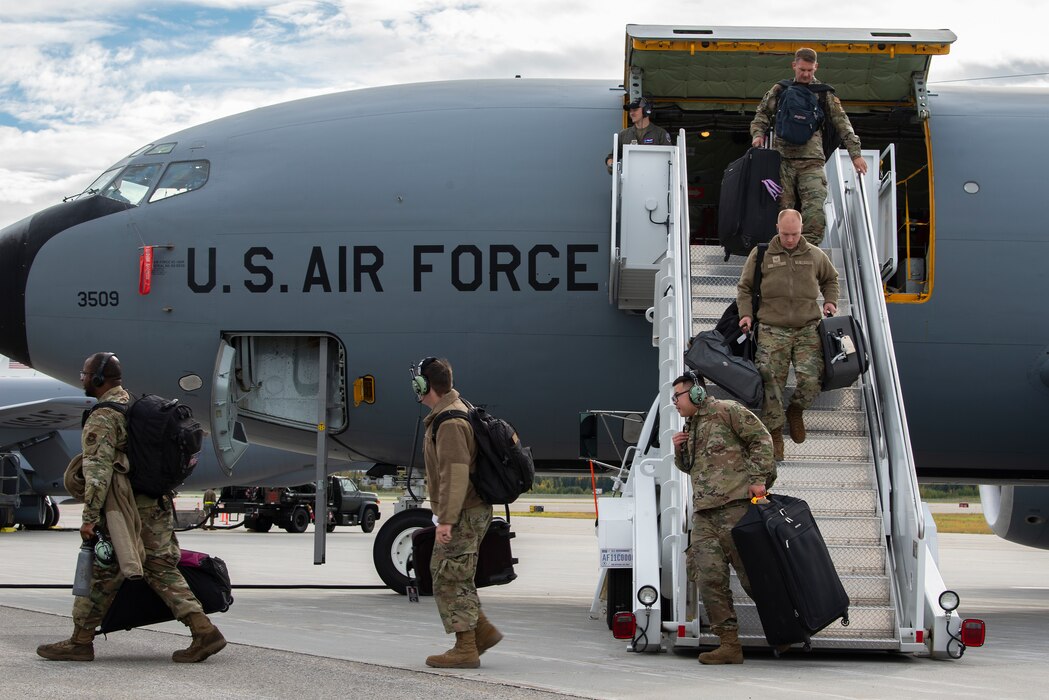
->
[224, 333, 348, 433]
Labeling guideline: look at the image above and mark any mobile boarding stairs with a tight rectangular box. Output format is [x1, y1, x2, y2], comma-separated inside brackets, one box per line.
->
[595, 135, 976, 659]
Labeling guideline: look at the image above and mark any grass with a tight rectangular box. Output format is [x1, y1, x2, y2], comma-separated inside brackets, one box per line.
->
[929, 513, 993, 535]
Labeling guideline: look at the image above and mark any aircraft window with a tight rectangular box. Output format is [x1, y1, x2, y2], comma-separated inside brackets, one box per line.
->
[99, 163, 162, 206]
[149, 160, 210, 203]
[145, 142, 177, 155]
[67, 166, 123, 201]
[127, 144, 154, 158]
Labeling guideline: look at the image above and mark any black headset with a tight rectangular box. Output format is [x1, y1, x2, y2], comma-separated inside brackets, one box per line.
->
[410, 356, 438, 397]
[687, 370, 707, 405]
[92, 353, 115, 387]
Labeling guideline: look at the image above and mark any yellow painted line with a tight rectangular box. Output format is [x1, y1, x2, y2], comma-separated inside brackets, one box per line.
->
[631, 39, 951, 55]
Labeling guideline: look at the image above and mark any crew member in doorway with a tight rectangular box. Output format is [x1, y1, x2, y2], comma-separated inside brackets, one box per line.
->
[605, 97, 672, 173]
[671, 371, 775, 664]
[412, 356, 502, 668]
[737, 210, 839, 460]
[36, 352, 226, 663]
[749, 47, 867, 245]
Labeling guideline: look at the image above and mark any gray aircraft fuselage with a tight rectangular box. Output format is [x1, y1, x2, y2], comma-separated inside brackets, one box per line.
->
[0, 79, 1046, 481]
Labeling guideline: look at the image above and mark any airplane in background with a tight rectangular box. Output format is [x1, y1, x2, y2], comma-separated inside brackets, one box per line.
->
[0, 354, 354, 529]
[0, 22, 1045, 581]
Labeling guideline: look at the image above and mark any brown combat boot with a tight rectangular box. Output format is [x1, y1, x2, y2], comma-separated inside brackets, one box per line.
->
[770, 428, 784, 462]
[425, 630, 480, 668]
[173, 612, 226, 663]
[698, 629, 744, 665]
[475, 611, 503, 655]
[37, 626, 95, 661]
[786, 404, 806, 444]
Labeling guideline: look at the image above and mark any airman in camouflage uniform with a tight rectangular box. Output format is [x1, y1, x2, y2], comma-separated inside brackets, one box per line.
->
[750, 47, 868, 245]
[738, 210, 839, 461]
[671, 373, 775, 665]
[37, 352, 225, 663]
[415, 357, 501, 668]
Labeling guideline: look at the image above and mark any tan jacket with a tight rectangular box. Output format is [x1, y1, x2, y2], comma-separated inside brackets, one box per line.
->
[423, 389, 482, 525]
[737, 236, 839, 328]
[64, 452, 145, 579]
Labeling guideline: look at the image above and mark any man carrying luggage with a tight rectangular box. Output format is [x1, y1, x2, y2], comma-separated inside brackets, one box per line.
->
[605, 96, 672, 172]
[413, 356, 502, 668]
[671, 372, 775, 664]
[749, 47, 867, 245]
[737, 210, 839, 461]
[36, 352, 226, 663]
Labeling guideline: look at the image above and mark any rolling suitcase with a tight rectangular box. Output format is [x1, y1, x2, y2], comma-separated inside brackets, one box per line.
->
[99, 550, 233, 633]
[684, 329, 763, 409]
[732, 494, 849, 647]
[819, 314, 870, 390]
[718, 147, 782, 258]
[409, 517, 518, 597]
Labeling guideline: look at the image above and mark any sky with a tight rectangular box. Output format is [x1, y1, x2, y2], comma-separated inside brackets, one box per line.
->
[1, 0, 1046, 227]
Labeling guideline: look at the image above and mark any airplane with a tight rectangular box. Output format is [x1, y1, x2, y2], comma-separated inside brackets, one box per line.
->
[0, 23, 1046, 636]
[0, 354, 357, 529]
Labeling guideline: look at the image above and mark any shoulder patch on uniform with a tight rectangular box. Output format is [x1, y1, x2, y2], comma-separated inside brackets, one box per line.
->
[85, 433, 98, 446]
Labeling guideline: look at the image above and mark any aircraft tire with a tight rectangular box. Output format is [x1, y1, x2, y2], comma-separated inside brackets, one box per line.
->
[360, 506, 378, 533]
[373, 507, 434, 594]
[285, 506, 310, 533]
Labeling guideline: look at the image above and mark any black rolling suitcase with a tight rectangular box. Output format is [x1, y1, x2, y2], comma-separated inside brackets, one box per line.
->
[731, 494, 849, 647]
[410, 517, 518, 596]
[685, 329, 763, 409]
[718, 147, 782, 258]
[99, 550, 233, 633]
[819, 314, 870, 390]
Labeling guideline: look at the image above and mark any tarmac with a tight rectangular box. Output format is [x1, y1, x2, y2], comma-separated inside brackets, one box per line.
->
[1, 498, 1046, 699]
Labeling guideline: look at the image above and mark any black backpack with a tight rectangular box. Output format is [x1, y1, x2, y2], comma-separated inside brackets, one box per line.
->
[89, 395, 204, 498]
[431, 404, 535, 505]
[775, 80, 833, 146]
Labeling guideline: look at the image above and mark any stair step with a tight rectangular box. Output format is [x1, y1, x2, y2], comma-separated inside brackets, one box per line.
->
[777, 488, 879, 519]
[729, 573, 891, 605]
[695, 604, 897, 640]
[780, 434, 871, 462]
[774, 461, 875, 489]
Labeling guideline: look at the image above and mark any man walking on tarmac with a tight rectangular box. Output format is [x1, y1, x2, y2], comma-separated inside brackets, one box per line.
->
[36, 352, 226, 663]
[412, 356, 502, 668]
[671, 371, 775, 664]
[737, 210, 839, 461]
[749, 47, 867, 245]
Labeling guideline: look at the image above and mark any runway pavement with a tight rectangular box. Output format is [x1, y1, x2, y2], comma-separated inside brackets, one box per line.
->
[1, 499, 1046, 699]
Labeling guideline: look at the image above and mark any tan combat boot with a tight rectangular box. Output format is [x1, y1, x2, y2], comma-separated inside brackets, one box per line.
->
[698, 629, 744, 665]
[770, 428, 785, 462]
[173, 612, 226, 663]
[475, 611, 503, 655]
[786, 404, 806, 444]
[36, 626, 95, 661]
[425, 630, 481, 668]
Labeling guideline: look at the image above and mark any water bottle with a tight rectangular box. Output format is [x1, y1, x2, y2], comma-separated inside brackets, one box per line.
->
[72, 542, 94, 597]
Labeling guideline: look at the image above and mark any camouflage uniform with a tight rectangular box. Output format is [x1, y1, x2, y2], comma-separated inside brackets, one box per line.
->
[423, 389, 490, 634]
[750, 78, 863, 245]
[72, 387, 203, 633]
[674, 396, 775, 634]
[737, 236, 839, 433]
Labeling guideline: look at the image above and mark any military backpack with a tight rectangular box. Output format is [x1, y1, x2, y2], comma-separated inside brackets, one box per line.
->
[88, 394, 204, 498]
[774, 80, 834, 146]
[431, 402, 535, 506]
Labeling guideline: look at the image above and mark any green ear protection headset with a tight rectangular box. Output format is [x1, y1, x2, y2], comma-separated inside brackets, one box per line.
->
[93, 352, 115, 387]
[411, 357, 438, 396]
[687, 370, 707, 405]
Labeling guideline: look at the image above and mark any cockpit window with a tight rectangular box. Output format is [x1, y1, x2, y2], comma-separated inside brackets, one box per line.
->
[145, 142, 177, 155]
[127, 144, 154, 158]
[149, 160, 210, 203]
[70, 166, 124, 201]
[99, 163, 163, 206]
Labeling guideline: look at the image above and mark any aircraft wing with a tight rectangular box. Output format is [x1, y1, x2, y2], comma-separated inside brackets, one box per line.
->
[0, 396, 95, 435]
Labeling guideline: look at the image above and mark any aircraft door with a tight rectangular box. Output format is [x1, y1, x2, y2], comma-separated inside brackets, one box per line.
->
[212, 339, 249, 474]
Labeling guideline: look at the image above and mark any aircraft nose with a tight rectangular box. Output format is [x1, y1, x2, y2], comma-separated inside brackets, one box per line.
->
[0, 215, 33, 365]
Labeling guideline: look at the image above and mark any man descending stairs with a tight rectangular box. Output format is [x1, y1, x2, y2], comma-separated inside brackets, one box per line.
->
[687, 241, 899, 652]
